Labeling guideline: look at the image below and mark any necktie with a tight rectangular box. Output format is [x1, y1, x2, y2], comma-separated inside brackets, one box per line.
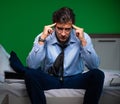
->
[48, 44, 67, 81]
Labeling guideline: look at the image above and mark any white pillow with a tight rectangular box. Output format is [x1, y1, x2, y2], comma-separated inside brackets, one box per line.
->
[0, 44, 15, 82]
[110, 77, 120, 86]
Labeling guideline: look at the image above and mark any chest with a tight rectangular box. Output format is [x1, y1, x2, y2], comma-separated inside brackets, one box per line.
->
[46, 43, 80, 63]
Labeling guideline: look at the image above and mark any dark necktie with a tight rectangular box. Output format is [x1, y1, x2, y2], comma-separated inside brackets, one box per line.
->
[48, 44, 67, 81]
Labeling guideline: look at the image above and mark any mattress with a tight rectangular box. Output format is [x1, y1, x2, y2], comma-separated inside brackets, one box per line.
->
[0, 82, 85, 104]
[0, 70, 120, 104]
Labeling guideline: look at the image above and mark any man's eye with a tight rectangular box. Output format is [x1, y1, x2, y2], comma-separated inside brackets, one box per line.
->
[57, 27, 63, 30]
[65, 28, 71, 31]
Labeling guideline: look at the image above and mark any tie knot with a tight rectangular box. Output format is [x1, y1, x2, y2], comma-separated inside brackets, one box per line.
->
[59, 44, 67, 50]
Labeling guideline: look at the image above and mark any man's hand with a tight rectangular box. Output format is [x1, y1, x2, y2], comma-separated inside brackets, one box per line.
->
[41, 23, 56, 40]
[72, 24, 87, 46]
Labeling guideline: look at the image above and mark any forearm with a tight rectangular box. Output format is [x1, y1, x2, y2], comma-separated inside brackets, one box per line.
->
[81, 46, 100, 69]
[26, 43, 45, 69]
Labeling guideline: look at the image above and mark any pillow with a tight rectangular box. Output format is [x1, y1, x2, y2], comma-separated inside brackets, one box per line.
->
[0, 44, 15, 82]
[110, 77, 120, 86]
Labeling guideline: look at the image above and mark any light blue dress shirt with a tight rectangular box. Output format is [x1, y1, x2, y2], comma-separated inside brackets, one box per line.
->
[26, 29, 100, 76]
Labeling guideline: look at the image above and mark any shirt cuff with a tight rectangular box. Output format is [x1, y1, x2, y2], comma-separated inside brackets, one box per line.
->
[33, 43, 44, 53]
[80, 45, 92, 55]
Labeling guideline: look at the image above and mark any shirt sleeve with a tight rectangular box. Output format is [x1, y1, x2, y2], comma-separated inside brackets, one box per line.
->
[80, 33, 100, 70]
[26, 33, 46, 69]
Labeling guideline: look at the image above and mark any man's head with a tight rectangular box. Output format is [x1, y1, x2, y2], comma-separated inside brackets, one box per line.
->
[52, 7, 75, 24]
[52, 7, 75, 43]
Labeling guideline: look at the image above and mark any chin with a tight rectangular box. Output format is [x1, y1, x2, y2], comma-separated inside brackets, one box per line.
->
[60, 40, 67, 43]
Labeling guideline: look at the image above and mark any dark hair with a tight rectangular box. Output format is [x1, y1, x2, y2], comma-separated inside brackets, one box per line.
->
[52, 7, 75, 24]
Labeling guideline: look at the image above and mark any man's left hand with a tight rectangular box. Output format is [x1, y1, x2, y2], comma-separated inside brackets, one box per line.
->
[72, 24, 87, 46]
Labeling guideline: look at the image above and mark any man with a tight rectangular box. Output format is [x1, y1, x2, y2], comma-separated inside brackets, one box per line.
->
[9, 7, 104, 104]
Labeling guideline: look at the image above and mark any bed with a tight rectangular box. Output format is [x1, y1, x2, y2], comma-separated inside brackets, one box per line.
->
[0, 43, 120, 104]
[0, 70, 120, 104]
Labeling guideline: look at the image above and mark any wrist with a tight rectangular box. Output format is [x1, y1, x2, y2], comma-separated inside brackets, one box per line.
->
[80, 38, 87, 46]
[38, 36, 46, 42]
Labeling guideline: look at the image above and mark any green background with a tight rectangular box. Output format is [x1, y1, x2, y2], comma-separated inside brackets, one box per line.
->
[0, 0, 120, 65]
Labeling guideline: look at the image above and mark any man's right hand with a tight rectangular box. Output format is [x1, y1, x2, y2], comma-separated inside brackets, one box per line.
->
[40, 23, 56, 40]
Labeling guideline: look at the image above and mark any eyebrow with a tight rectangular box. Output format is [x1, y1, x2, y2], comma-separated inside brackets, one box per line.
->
[57, 27, 71, 30]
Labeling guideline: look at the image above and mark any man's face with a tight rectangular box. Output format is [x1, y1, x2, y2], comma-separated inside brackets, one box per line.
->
[55, 22, 72, 43]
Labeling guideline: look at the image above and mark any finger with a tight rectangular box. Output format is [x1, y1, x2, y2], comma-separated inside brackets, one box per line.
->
[48, 23, 56, 28]
[46, 23, 56, 34]
[48, 28, 54, 34]
[72, 24, 79, 30]
[48, 29, 51, 33]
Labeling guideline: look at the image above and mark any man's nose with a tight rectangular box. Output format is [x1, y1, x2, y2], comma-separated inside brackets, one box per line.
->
[61, 30, 66, 36]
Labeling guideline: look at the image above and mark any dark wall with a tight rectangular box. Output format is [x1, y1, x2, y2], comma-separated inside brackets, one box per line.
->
[0, 0, 120, 65]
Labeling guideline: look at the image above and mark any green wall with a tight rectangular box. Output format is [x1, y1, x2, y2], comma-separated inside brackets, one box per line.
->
[0, 0, 120, 65]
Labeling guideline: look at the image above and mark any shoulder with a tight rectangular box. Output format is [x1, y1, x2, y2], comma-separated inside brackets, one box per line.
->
[84, 32, 92, 43]
[84, 32, 91, 39]
[33, 33, 43, 44]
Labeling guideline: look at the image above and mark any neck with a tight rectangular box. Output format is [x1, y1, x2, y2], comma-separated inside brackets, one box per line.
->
[55, 33, 70, 45]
